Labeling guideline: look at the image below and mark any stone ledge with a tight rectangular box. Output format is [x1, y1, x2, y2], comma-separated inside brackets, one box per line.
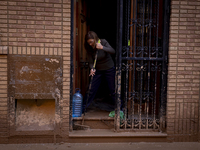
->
[0, 46, 8, 55]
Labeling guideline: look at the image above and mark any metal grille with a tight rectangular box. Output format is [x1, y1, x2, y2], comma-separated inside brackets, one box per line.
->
[115, 0, 169, 131]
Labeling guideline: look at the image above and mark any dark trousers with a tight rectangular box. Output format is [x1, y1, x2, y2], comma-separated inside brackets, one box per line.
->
[83, 66, 115, 111]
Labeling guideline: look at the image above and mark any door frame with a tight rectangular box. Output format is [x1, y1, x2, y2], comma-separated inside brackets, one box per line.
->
[70, 0, 171, 132]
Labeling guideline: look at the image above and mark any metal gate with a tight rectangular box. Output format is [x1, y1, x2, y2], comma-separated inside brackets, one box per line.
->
[115, 0, 170, 131]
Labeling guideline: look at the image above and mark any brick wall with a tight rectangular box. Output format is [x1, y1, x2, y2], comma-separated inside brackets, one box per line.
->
[0, 0, 71, 143]
[168, 0, 200, 142]
[1, 0, 200, 143]
[0, 52, 8, 144]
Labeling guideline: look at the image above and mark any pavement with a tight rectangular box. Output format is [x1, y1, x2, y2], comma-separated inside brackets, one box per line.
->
[0, 142, 200, 150]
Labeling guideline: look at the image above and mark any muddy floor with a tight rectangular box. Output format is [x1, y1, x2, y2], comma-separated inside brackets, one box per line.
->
[0, 142, 200, 150]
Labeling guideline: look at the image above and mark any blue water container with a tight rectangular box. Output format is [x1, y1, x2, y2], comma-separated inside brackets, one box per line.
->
[72, 88, 83, 117]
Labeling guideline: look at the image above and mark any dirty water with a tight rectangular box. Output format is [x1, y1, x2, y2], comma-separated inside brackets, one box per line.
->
[0, 142, 200, 150]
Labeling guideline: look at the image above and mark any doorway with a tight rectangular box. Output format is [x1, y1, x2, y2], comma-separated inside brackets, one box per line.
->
[71, 0, 169, 132]
[73, 0, 118, 121]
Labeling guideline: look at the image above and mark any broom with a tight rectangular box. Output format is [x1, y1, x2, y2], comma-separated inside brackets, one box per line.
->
[81, 39, 100, 125]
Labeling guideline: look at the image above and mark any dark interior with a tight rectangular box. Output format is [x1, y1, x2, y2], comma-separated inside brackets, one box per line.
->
[85, 0, 117, 110]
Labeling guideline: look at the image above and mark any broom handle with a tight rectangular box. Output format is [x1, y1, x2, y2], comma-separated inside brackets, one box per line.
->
[82, 49, 99, 125]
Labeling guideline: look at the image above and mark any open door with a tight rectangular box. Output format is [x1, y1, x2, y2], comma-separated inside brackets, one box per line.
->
[71, 0, 118, 130]
[73, 0, 89, 96]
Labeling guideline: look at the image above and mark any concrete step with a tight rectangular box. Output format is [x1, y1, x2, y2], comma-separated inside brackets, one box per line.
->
[73, 109, 114, 129]
[73, 116, 114, 130]
[69, 129, 168, 143]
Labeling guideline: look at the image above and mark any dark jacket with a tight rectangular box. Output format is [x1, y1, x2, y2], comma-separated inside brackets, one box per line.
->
[87, 39, 115, 70]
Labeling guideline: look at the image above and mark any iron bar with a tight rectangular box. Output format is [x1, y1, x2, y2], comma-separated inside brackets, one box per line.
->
[138, 0, 145, 129]
[122, 57, 163, 61]
[124, 0, 131, 129]
[153, 0, 160, 130]
[116, 0, 123, 131]
[146, 0, 153, 129]
[131, 0, 137, 129]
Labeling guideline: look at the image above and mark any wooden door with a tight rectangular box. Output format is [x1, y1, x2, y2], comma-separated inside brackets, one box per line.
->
[74, 0, 89, 96]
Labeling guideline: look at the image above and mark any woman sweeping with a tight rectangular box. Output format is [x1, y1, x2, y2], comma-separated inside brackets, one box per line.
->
[82, 31, 116, 113]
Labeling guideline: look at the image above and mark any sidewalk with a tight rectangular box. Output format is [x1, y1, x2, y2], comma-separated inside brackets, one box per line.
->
[0, 142, 200, 150]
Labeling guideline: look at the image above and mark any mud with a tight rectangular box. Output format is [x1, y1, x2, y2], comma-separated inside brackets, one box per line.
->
[16, 99, 55, 131]
[0, 142, 200, 150]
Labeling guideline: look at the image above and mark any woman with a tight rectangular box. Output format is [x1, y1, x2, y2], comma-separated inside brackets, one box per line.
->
[83, 31, 115, 112]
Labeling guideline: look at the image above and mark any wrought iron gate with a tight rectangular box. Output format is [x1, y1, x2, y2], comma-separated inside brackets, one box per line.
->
[115, 0, 170, 131]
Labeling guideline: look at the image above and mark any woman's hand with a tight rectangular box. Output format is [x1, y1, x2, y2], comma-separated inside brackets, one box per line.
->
[89, 69, 96, 76]
[96, 43, 103, 49]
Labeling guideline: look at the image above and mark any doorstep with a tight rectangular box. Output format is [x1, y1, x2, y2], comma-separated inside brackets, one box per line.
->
[69, 129, 168, 143]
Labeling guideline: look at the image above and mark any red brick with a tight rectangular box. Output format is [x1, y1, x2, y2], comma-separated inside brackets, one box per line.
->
[178, 55, 193, 59]
[178, 30, 191, 34]
[187, 26, 199, 30]
[18, 20, 35, 24]
[178, 47, 193, 51]
[45, 8, 62, 12]
[27, 0, 44, 2]
[177, 71, 193, 75]
[27, 34, 44, 38]
[36, 29, 53, 34]
[27, 43, 44, 47]
[46, 0, 62, 3]
[17, 29, 35, 33]
[45, 16, 62, 21]
[188, 10, 200, 13]
[35, 21, 53, 25]
[27, 25, 44, 29]
[35, 38, 53, 43]
[9, 24, 26, 29]
[178, 39, 195, 43]
[0, 6, 7, 9]
[194, 43, 200, 46]
[36, 12, 53, 16]
[17, 2, 35, 7]
[8, 6, 26, 11]
[45, 26, 62, 30]
[8, 11, 17, 15]
[0, 10, 7, 15]
[0, 1, 7, 5]
[8, 15, 27, 20]
[18, 38, 35, 42]
[186, 59, 200, 63]
[9, 33, 26, 37]
[9, 42, 26, 46]
[179, 22, 195, 26]
[188, 2, 200, 5]
[187, 35, 200, 38]
[36, 3, 53, 7]
[180, 5, 195, 9]
[26, 7, 44, 11]
[18, 11, 36, 16]
[45, 43, 61, 47]
[27, 16, 44, 20]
